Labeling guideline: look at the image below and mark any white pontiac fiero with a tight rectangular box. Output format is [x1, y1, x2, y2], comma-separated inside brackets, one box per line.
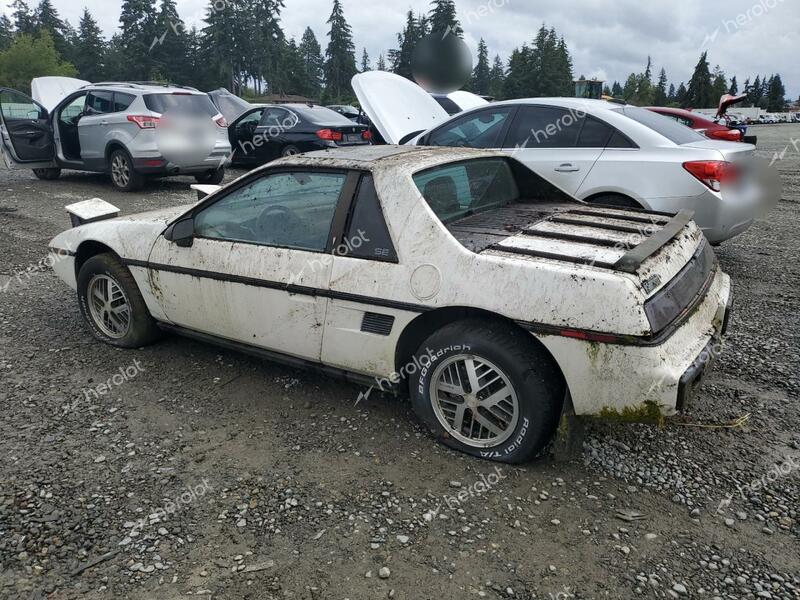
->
[49, 145, 732, 462]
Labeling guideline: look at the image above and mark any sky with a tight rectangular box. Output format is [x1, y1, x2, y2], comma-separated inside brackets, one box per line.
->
[2, 0, 798, 99]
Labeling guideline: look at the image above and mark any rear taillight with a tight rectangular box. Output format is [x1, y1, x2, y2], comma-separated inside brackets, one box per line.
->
[316, 128, 342, 141]
[361, 130, 372, 141]
[127, 115, 160, 129]
[706, 128, 742, 142]
[214, 114, 228, 128]
[683, 160, 738, 192]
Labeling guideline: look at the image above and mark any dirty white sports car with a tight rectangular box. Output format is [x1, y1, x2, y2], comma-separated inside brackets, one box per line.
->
[49, 146, 732, 463]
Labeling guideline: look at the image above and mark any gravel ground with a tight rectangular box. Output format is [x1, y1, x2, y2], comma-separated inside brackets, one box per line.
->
[0, 125, 798, 599]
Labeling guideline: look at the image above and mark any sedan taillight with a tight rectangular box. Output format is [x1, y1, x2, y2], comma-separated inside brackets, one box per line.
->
[316, 128, 343, 141]
[127, 115, 160, 129]
[706, 128, 742, 142]
[683, 160, 739, 192]
[362, 130, 372, 141]
[214, 114, 228, 128]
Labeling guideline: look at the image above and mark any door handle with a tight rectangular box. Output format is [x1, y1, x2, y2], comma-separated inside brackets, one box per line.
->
[100, 120, 109, 126]
[555, 163, 580, 172]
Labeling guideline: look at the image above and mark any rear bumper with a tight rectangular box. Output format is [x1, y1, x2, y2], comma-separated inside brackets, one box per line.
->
[537, 269, 732, 417]
[132, 153, 230, 175]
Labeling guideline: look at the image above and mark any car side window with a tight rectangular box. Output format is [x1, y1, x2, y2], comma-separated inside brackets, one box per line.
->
[606, 130, 637, 149]
[427, 107, 513, 149]
[113, 92, 135, 112]
[86, 91, 114, 114]
[194, 171, 347, 252]
[59, 95, 87, 122]
[506, 106, 583, 148]
[261, 108, 297, 130]
[576, 116, 614, 147]
[0, 89, 46, 119]
[340, 174, 397, 262]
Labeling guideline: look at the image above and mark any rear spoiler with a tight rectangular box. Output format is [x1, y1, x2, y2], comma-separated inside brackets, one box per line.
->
[488, 206, 695, 274]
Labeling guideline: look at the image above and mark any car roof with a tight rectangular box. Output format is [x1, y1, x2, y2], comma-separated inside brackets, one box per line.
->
[265, 145, 507, 173]
[87, 82, 204, 95]
[493, 97, 623, 112]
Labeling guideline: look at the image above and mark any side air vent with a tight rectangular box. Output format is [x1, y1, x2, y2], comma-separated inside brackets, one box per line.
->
[361, 312, 395, 336]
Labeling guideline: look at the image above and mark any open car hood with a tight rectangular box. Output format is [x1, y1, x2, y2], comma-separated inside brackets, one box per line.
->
[352, 71, 450, 144]
[31, 77, 89, 112]
[716, 93, 747, 118]
[448, 90, 489, 112]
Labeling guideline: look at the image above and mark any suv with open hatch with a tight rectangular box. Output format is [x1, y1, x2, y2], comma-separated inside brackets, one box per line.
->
[0, 77, 231, 191]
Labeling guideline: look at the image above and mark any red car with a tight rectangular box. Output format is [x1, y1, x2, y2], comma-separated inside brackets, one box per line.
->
[646, 106, 744, 142]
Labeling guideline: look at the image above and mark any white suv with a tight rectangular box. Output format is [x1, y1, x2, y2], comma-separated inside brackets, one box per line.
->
[0, 77, 231, 191]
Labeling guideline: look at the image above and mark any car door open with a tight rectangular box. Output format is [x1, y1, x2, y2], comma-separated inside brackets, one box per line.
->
[146, 168, 355, 361]
[0, 88, 56, 168]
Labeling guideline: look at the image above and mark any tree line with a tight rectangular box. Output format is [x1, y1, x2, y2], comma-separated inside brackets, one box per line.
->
[0, 0, 791, 111]
[606, 51, 788, 112]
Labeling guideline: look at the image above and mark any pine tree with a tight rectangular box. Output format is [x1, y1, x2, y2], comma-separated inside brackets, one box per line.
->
[150, 0, 191, 83]
[247, 0, 286, 96]
[728, 75, 738, 95]
[676, 82, 687, 105]
[299, 27, 324, 97]
[469, 38, 490, 94]
[72, 8, 106, 81]
[503, 25, 574, 99]
[389, 11, 427, 80]
[118, 0, 158, 80]
[0, 15, 13, 50]
[502, 46, 529, 99]
[376, 53, 386, 71]
[653, 68, 668, 106]
[34, 0, 68, 57]
[683, 51, 713, 108]
[428, 0, 462, 37]
[611, 81, 623, 97]
[11, 0, 36, 34]
[323, 0, 357, 101]
[360, 47, 370, 72]
[488, 54, 505, 99]
[667, 83, 676, 103]
[201, 0, 243, 92]
[710, 65, 728, 104]
[766, 74, 786, 112]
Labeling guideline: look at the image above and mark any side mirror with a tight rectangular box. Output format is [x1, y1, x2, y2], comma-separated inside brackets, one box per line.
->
[164, 216, 195, 247]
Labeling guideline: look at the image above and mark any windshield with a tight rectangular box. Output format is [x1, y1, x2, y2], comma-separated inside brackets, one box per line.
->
[615, 106, 706, 145]
[413, 158, 520, 224]
[144, 93, 218, 116]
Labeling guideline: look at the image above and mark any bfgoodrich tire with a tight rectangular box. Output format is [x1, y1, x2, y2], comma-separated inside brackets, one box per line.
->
[409, 319, 564, 463]
[77, 253, 162, 348]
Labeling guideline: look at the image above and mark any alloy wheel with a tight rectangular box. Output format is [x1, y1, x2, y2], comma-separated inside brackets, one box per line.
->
[429, 354, 520, 448]
[111, 154, 130, 188]
[87, 274, 131, 339]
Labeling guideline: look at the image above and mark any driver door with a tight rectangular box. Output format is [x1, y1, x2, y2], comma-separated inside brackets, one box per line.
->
[146, 168, 354, 361]
[0, 88, 56, 169]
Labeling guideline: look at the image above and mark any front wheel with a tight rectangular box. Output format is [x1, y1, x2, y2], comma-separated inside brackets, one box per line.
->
[33, 167, 61, 180]
[77, 253, 162, 348]
[409, 319, 564, 463]
[195, 167, 225, 184]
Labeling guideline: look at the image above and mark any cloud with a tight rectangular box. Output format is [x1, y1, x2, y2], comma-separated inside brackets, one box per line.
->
[3, 0, 797, 99]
